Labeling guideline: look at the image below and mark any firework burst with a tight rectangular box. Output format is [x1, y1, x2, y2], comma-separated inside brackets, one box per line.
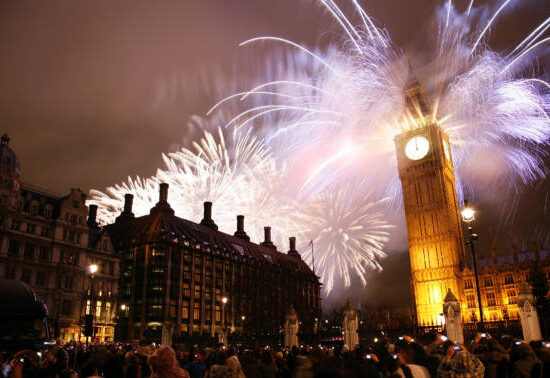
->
[295, 182, 393, 294]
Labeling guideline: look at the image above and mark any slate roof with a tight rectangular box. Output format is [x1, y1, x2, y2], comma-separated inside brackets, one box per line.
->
[108, 203, 316, 278]
[468, 249, 550, 269]
[20, 184, 63, 219]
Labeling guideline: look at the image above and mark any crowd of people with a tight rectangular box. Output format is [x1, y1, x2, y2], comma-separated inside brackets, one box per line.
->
[1, 333, 549, 378]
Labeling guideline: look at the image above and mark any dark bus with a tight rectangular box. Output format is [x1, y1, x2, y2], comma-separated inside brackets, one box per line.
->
[0, 278, 50, 352]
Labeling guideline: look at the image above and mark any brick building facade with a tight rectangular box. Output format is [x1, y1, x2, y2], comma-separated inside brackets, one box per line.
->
[109, 184, 322, 343]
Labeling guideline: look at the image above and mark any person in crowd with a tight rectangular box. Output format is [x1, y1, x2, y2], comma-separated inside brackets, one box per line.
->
[148, 345, 190, 378]
[4, 332, 550, 378]
[509, 341, 542, 378]
[529, 341, 550, 378]
[471, 333, 509, 378]
[437, 341, 485, 378]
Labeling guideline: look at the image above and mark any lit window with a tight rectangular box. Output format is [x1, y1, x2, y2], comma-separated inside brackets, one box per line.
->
[484, 277, 493, 287]
[86, 300, 91, 315]
[193, 302, 200, 320]
[464, 280, 473, 289]
[183, 283, 190, 297]
[507, 290, 517, 305]
[487, 293, 496, 307]
[182, 301, 189, 320]
[467, 295, 476, 308]
[96, 301, 102, 318]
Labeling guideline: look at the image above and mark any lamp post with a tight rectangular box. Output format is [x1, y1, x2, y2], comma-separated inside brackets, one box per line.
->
[221, 296, 228, 344]
[240, 315, 246, 341]
[86, 264, 98, 344]
[118, 304, 127, 340]
[461, 204, 484, 331]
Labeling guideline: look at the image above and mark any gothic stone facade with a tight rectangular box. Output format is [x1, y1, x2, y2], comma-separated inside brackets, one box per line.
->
[0, 135, 119, 342]
[459, 247, 550, 324]
[395, 83, 550, 326]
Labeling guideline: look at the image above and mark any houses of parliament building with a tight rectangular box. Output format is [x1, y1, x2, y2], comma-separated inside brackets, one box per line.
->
[395, 81, 550, 326]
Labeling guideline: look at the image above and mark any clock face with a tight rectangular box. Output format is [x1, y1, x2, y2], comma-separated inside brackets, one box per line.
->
[405, 136, 430, 160]
[443, 139, 451, 160]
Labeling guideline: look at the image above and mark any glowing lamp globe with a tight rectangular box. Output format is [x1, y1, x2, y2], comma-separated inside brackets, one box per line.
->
[461, 207, 475, 222]
[89, 264, 98, 275]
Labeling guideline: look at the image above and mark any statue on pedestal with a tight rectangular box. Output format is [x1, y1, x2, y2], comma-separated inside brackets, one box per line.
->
[343, 299, 359, 348]
[284, 304, 299, 347]
[443, 289, 464, 344]
[518, 282, 542, 341]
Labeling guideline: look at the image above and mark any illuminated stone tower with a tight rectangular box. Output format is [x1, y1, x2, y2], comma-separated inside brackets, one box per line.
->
[394, 83, 466, 325]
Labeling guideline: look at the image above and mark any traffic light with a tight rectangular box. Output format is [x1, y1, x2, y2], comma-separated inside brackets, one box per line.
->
[84, 314, 94, 337]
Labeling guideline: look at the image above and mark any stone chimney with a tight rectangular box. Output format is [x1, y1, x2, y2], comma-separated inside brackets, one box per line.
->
[200, 201, 218, 230]
[260, 226, 276, 250]
[150, 183, 174, 215]
[87, 204, 98, 228]
[116, 193, 136, 222]
[287, 237, 301, 259]
[123, 194, 133, 214]
[234, 215, 250, 241]
[159, 183, 168, 202]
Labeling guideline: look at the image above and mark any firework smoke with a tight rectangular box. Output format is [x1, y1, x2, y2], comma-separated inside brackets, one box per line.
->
[90, 0, 550, 297]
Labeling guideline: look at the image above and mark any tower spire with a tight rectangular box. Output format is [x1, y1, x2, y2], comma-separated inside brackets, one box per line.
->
[404, 64, 433, 119]
[489, 228, 499, 268]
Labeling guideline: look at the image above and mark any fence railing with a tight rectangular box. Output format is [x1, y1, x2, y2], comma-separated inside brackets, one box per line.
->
[357, 319, 523, 347]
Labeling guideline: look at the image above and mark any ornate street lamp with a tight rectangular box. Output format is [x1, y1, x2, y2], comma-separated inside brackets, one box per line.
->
[85, 264, 99, 344]
[89, 264, 98, 276]
[461, 203, 484, 330]
[221, 296, 228, 343]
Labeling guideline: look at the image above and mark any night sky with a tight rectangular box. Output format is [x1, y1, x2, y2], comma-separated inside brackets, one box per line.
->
[1, 0, 549, 276]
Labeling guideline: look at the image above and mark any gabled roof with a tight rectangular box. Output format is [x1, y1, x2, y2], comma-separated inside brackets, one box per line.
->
[108, 208, 315, 277]
[19, 184, 63, 218]
[444, 288, 458, 302]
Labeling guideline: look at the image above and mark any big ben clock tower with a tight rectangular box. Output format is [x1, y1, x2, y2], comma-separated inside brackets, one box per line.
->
[395, 83, 466, 325]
